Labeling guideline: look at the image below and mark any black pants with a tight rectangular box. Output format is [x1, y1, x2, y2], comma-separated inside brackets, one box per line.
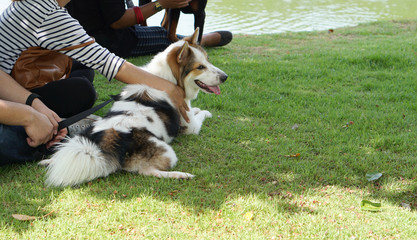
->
[31, 60, 96, 118]
[0, 61, 96, 165]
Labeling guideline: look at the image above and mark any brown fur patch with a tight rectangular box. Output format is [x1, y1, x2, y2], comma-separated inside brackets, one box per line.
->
[99, 129, 120, 152]
[123, 129, 172, 172]
[139, 91, 153, 102]
[126, 90, 154, 103]
[167, 46, 183, 88]
[156, 111, 170, 126]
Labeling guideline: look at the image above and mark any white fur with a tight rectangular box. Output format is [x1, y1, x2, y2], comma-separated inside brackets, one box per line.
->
[143, 40, 226, 134]
[39, 136, 120, 187]
[120, 84, 172, 103]
[141, 41, 184, 84]
[41, 36, 224, 187]
[133, 137, 194, 179]
[92, 90, 174, 143]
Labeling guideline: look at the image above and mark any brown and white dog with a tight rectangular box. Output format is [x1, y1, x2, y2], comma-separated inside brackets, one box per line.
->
[39, 29, 227, 187]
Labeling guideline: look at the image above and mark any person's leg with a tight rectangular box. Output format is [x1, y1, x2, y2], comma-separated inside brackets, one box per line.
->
[130, 26, 172, 56]
[129, 25, 233, 57]
[31, 61, 96, 118]
[0, 61, 97, 165]
[200, 31, 233, 47]
[31, 77, 96, 118]
[0, 124, 45, 165]
[70, 60, 95, 84]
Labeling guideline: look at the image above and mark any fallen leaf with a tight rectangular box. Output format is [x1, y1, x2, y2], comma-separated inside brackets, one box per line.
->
[12, 210, 54, 221]
[361, 200, 382, 211]
[12, 214, 37, 221]
[366, 172, 382, 181]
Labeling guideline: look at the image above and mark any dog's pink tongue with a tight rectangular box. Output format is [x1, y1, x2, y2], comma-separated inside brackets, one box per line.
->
[208, 86, 221, 95]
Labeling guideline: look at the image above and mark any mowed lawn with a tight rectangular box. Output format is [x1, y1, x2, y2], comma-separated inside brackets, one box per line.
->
[1, 20, 417, 239]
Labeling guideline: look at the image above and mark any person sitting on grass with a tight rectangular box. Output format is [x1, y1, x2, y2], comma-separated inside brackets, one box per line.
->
[0, 0, 190, 165]
[65, 0, 233, 58]
[0, 70, 68, 165]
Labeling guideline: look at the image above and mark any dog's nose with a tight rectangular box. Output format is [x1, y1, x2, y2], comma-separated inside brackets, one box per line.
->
[220, 73, 228, 83]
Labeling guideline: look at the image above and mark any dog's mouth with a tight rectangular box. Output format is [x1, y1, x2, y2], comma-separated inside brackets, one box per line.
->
[195, 80, 221, 95]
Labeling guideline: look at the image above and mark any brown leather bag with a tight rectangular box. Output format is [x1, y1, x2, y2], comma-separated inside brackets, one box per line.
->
[11, 40, 95, 90]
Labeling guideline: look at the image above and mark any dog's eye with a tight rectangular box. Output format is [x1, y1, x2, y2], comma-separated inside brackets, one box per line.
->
[197, 65, 206, 70]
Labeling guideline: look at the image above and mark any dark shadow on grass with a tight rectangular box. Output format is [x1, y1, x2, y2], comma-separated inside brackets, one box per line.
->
[0, 163, 63, 233]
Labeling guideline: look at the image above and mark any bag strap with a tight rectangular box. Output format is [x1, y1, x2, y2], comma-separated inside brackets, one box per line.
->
[58, 95, 117, 131]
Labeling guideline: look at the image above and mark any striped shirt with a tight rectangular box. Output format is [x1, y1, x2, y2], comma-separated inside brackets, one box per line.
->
[0, 0, 125, 80]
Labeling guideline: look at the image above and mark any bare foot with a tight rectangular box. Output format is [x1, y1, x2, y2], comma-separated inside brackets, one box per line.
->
[201, 31, 233, 47]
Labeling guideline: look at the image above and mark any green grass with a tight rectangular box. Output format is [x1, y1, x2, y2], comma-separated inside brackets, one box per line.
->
[2, 20, 417, 239]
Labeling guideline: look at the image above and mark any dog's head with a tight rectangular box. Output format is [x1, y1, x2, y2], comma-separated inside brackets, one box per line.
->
[167, 28, 228, 100]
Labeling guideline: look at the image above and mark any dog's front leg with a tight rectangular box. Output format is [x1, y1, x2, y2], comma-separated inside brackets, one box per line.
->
[164, 9, 181, 42]
[193, 10, 205, 43]
[181, 107, 212, 135]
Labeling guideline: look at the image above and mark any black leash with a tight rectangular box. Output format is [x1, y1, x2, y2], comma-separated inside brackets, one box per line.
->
[57, 95, 117, 131]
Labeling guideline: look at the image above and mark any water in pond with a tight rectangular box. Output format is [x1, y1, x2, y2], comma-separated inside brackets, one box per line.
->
[147, 0, 417, 35]
[1, 0, 416, 34]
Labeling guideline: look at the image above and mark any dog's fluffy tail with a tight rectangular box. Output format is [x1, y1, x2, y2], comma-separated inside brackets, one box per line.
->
[39, 136, 119, 187]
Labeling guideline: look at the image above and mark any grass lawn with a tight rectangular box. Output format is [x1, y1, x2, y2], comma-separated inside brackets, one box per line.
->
[1, 20, 417, 239]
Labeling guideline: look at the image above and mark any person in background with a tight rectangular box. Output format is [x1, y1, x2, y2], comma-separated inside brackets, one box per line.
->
[65, 0, 233, 58]
[0, 0, 190, 165]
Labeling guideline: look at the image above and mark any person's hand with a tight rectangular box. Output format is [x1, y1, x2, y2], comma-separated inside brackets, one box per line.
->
[25, 109, 55, 147]
[31, 98, 61, 135]
[45, 128, 67, 149]
[166, 83, 190, 123]
[158, 0, 191, 9]
[115, 62, 190, 122]
[30, 98, 68, 148]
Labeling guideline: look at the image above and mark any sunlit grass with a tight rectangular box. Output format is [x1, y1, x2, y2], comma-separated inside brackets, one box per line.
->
[1, 20, 417, 239]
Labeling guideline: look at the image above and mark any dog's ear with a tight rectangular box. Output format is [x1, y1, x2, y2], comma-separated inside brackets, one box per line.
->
[177, 41, 190, 63]
[183, 27, 200, 45]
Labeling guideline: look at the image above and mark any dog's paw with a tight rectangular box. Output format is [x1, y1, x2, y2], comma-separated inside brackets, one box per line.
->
[198, 110, 212, 119]
[147, 170, 195, 179]
[192, 107, 201, 115]
[173, 172, 195, 179]
[38, 159, 51, 166]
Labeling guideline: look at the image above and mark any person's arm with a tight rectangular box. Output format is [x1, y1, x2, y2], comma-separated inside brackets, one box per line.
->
[110, 0, 191, 29]
[0, 70, 67, 147]
[0, 70, 61, 135]
[115, 62, 190, 122]
[0, 100, 55, 147]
